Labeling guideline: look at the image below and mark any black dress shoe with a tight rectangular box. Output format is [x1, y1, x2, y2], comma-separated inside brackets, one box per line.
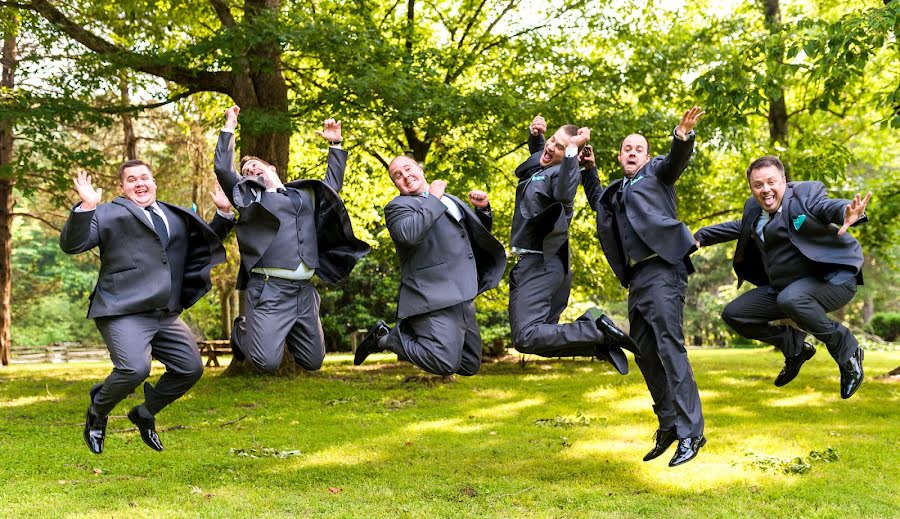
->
[127, 406, 164, 451]
[354, 320, 391, 366]
[594, 343, 629, 375]
[774, 342, 816, 387]
[669, 435, 706, 467]
[839, 347, 864, 399]
[83, 383, 106, 454]
[595, 315, 638, 354]
[230, 316, 247, 362]
[643, 428, 677, 462]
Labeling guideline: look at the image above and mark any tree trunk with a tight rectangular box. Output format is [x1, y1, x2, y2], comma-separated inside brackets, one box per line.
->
[120, 73, 137, 161]
[764, 0, 789, 151]
[0, 17, 17, 366]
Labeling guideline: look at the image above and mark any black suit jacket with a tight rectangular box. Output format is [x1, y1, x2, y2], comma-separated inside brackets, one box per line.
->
[582, 130, 697, 287]
[60, 197, 231, 319]
[694, 181, 866, 288]
[385, 193, 506, 319]
[213, 131, 370, 288]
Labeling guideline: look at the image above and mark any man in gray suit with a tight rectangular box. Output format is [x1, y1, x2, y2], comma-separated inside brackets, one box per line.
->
[214, 106, 370, 374]
[694, 156, 870, 399]
[353, 156, 506, 376]
[508, 117, 634, 373]
[61, 164, 234, 454]
[581, 107, 706, 466]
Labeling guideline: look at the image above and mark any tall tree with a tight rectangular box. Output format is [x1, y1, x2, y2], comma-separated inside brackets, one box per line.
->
[0, 11, 16, 365]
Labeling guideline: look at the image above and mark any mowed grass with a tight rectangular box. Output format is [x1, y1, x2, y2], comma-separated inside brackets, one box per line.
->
[0, 348, 898, 518]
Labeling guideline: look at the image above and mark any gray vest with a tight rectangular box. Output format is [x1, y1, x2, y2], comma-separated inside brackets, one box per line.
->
[251, 188, 319, 270]
[755, 211, 818, 290]
[614, 184, 655, 263]
[159, 206, 189, 311]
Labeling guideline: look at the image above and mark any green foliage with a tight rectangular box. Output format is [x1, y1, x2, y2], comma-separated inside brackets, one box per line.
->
[870, 312, 900, 341]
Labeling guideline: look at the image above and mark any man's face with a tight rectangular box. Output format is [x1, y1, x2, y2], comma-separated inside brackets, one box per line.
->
[748, 165, 787, 213]
[618, 134, 650, 178]
[389, 157, 428, 196]
[539, 128, 573, 167]
[120, 165, 157, 208]
[241, 159, 279, 189]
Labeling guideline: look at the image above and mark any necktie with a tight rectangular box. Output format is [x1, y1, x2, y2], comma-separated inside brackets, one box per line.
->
[144, 206, 168, 246]
[755, 211, 774, 242]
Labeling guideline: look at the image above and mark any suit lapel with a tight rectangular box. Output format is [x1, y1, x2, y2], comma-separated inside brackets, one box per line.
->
[113, 197, 155, 233]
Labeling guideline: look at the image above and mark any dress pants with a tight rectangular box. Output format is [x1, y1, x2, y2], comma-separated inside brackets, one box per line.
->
[233, 273, 325, 373]
[381, 300, 482, 376]
[508, 253, 602, 357]
[628, 258, 704, 438]
[721, 275, 858, 364]
[93, 310, 203, 417]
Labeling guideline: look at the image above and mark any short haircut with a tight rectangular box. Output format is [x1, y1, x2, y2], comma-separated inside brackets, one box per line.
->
[558, 124, 587, 151]
[746, 156, 784, 178]
[239, 155, 272, 173]
[118, 159, 152, 182]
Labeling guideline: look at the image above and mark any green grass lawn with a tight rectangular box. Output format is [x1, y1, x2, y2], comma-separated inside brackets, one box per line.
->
[1, 348, 898, 518]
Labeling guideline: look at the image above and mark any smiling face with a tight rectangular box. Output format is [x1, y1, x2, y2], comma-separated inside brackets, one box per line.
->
[748, 165, 787, 213]
[388, 156, 428, 196]
[539, 128, 574, 167]
[618, 134, 650, 178]
[120, 164, 157, 207]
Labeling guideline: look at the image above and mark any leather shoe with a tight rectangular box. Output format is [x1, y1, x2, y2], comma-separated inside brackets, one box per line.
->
[643, 428, 677, 462]
[596, 315, 638, 354]
[354, 320, 390, 366]
[83, 383, 106, 454]
[839, 347, 864, 399]
[127, 406, 164, 451]
[230, 316, 247, 361]
[774, 342, 816, 387]
[669, 435, 706, 467]
[594, 343, 629, 375]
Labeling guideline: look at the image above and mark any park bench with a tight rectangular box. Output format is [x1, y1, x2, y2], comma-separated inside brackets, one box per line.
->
[197, 339, 232, 367]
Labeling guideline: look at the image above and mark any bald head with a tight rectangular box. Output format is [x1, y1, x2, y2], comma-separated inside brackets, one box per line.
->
[388, 155, 428, 196]
[618, 133, 651, 178]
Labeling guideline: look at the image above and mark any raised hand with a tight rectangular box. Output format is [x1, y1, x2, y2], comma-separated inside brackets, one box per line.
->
[429, 179, 447, 199]
[209, 181, 233, 214]
[224, 105, 240, 130]
[315, 118, 342, 143]
[468, 190, 489, 209]
[677, 106, 705, 136]
[571, 127, 591, 148]
[579, 145, 595, 169]
[73, 171, 102, 210]
[837, 192, 872, 236]
[530, 115, 547, 136]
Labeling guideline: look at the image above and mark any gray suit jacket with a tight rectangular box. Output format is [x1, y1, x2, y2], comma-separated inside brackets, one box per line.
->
[213, 131, 370, 288]
[385, 193, 506, 319]
[694, 181, 866, 288]
[59, 197, 231, 319]
[582, 130, 697, 287]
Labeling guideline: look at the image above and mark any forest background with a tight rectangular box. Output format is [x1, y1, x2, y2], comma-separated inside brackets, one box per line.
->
[0, 0, 897, 364]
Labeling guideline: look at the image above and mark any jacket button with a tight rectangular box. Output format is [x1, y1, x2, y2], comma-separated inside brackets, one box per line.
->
[162, 258, 168, 264]
[468, 254, 473, 259]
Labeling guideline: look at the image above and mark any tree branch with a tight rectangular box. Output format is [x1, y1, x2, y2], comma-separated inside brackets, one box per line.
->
[208, 0, 236, 27]
[26, 0, 233, 95]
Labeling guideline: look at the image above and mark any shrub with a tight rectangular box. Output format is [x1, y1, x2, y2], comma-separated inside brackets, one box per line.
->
[870, 312, 900, 342]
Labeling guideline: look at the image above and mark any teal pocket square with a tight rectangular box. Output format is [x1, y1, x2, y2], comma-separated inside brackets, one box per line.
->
[793, 214, 806, 231]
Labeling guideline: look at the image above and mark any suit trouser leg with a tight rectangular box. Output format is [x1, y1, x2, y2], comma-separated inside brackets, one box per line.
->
[775, 276, 858, 365]
[382, 303, 471, 376]
[284, 281, 326, 371]
[93, 312, 203, 417]
[629, 310, 676, 431]
[508, 254, 600, 357]
[721, 286, 807, 358]
[629, 260, 703, 438]
[456, 301, 483, 376]
[237, 275, 320, 373]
